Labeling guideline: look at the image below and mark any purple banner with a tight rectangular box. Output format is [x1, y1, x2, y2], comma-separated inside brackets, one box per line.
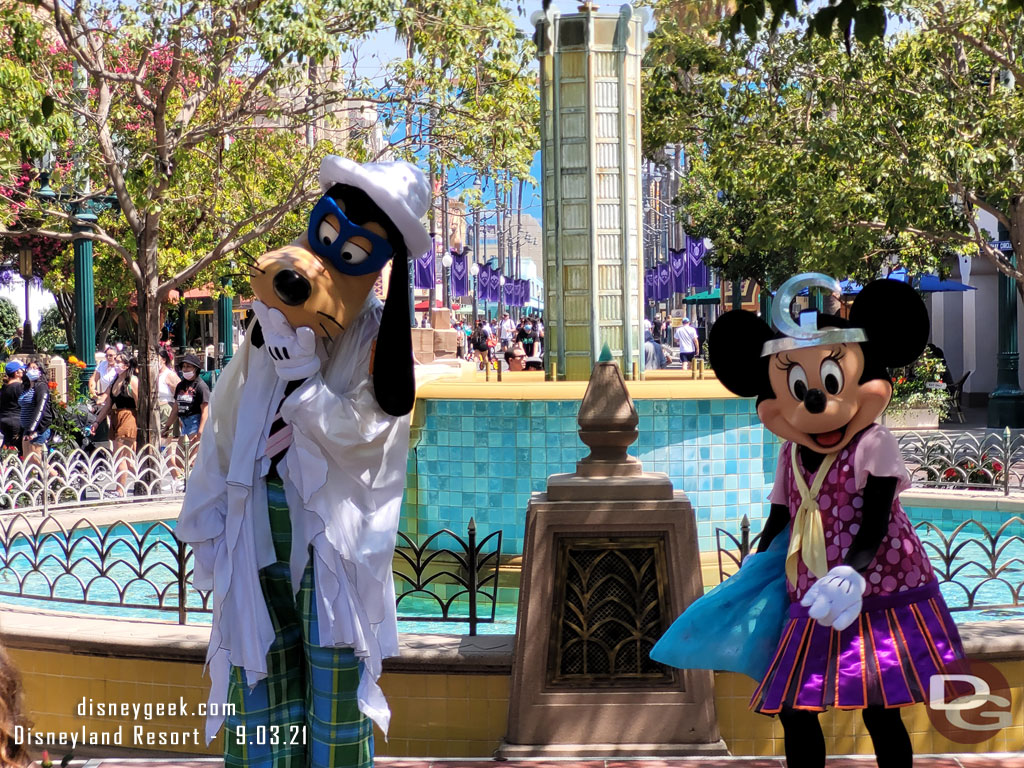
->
[450, 252, 469, 298]
[657, 263, 671, 301]
[644, 268, 655, 302]
[670, 248, 686, 294]
[477, 265, 490, 301]
[503, 279, 515, 306]
[524, 279, 531, 306]
[489, 270, 501, 303]
[686, 235, 710, 290]
[414, 244, 435, 290]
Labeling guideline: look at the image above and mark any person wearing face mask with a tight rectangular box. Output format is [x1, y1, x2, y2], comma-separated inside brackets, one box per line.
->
[18, 362, 53, 461]
[516, 319, 537, 358]
[90, 354, 139, 496]
[168, 354, 210, 484]
[1, 361, 26, 456]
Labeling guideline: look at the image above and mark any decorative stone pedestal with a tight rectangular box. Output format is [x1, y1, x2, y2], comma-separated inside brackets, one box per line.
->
[499, 351, 727, 757]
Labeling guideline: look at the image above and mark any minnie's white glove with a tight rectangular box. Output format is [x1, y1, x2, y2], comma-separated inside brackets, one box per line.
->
[800, 565, 867, 632]
[252, 300, 320, 381]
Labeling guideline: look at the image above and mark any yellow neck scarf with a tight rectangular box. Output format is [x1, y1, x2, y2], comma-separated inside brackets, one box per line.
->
[786, 442, 839, 587]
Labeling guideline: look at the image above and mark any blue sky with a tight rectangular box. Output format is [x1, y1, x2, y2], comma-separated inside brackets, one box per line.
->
[348, 1, 618, 223]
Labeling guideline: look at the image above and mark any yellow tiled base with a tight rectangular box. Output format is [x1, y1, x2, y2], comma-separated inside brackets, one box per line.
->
[374, 673, 509, 757]
[714, 661, 1024, 755]
[9, 647, 1021, 758]
[8, 649, 222, 755]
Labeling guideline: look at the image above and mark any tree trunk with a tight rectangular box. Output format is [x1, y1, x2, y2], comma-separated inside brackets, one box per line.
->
[54, 293, 77, 355]
[96, 307, 122, 349]
[135, 286, 162, 449]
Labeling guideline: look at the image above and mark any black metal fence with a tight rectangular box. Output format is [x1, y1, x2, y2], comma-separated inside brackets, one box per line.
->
[716, 514, 1024, 617]
[0, 514, 503, 635]
[896, 428, 1024, 495]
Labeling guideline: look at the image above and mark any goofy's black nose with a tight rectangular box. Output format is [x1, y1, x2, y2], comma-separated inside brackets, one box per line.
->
[804, 388, 827, 414]
[272, 269, 312, 306]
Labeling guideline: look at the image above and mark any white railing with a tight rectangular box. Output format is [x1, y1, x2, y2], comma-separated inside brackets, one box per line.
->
[0, 440, 197, 514]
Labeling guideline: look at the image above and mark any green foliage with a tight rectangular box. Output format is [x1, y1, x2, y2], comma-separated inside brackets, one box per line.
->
[385, 0, 539, 184]
[0, 297, 19, 345]
[724, 0, 987, 45]
[887, 348, 949, 418]
[643, 0, 1024, 290]
[34, 306, 66, 353]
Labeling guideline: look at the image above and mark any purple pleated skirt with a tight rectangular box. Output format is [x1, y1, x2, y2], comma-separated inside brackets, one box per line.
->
[750, 580, 966, 713]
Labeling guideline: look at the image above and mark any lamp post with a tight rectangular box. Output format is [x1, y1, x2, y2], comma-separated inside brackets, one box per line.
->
[472, 178, 482, 323]
[217, 274, 234, 368]
[34, 164, 120, 391]
[17, 244, 34, 353]
[470, 261, 480, 325]
[442, 250, 453, 309]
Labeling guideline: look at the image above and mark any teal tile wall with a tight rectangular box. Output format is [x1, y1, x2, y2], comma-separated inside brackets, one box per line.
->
[402, 397, 782, 555]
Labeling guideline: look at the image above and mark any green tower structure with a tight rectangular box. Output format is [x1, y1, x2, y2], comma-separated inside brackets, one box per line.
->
[534, 2, 650, 380]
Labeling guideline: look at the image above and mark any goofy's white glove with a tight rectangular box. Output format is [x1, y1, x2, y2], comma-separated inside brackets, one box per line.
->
[252, 300, 321, 381]
[800, 565, 867, 632]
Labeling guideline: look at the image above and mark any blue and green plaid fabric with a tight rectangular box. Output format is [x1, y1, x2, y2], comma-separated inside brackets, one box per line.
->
[223, 475, 373, 768]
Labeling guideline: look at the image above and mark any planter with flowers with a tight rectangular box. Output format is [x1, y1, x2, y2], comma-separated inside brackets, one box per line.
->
[880, 348, 949, 429]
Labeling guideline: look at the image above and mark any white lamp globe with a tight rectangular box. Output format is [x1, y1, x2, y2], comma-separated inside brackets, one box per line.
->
[441, 253, 453, 268]
[499, 276, 506, 286]
[470, 262, 480, 276]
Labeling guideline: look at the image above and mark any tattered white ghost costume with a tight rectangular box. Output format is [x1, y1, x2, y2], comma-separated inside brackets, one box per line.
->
[175, 291, 410, 744]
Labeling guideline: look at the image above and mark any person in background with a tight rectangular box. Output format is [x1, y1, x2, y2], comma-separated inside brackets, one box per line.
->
[19, 361, 53, 463]
[673, 316, 699, 370]
[453, 320, 466, 360]
[88, 346, 118, 445]
[516, 318, 538, 358]
[499, 312, 515, 352]
[470, 321, 490, 371]
[535, 315, 545, 357]
[644, 330, 666, 370]
[90, 354, 139, 496]
[169, 353, 210, 485]
[0, 645, 31, 766]
[156, 348, 181, 449]
[1, 361, 25, 456]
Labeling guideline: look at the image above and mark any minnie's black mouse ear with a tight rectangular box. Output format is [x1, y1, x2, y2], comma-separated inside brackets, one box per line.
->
[849, 279, 929, 368]
[373, 254, 416, 417]
[709, 310, 775, 398]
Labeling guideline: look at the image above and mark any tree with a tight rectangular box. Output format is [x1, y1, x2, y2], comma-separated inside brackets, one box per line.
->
[722, 0, 1019, 47]
[0, 297, 19, 348]
[642, 0, 1023, 290]
[34, 304, 65, 352]
[0, 0, 394, 446]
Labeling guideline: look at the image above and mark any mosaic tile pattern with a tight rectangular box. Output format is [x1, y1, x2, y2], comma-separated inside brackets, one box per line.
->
[402, 398, 782, 555]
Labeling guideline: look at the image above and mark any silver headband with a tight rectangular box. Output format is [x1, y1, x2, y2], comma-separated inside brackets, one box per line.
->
[761, 273, 868, 357]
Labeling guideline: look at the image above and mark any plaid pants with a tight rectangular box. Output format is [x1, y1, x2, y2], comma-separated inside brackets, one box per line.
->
[223, 476, 373, 768]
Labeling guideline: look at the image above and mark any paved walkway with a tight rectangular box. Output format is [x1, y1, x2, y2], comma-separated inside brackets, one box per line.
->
[36, 755, 1024, 768]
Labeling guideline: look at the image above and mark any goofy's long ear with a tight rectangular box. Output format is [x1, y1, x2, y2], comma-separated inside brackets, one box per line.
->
[373, 252, 415, 417]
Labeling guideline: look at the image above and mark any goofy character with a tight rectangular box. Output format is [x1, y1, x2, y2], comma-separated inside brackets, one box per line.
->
[176, 156, 428, 768]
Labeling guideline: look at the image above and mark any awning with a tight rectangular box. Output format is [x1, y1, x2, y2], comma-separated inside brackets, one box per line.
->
[886, 269, 976, 292]
[415, 299, 461, 311]
[683, 289, 720, 304]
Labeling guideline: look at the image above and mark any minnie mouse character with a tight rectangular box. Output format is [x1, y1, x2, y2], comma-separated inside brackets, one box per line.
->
[687, 274, 963, 767]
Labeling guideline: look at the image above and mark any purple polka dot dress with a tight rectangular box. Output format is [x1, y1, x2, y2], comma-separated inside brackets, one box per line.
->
[750, 424, 965, 714]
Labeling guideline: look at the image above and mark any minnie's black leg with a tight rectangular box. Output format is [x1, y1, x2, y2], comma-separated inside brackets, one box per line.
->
[861, 706, 912, 768]
[778, 707, 826, 768]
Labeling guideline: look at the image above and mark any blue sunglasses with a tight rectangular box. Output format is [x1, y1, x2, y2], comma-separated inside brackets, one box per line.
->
[307, 195, 394, 276]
